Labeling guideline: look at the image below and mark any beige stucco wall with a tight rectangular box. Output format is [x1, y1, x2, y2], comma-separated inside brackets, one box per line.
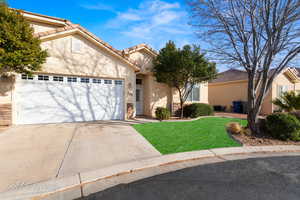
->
[270, 72, 297, 112]
[208, 80, 248, 111]
[208, 80, 274, 115]
[138, 74, 171, 117]
[260, 89, 273, 115]
[128, 50, 153, 74]
[131, 50, 172, 117]
[295, 83, 300, 93]
[208, 72, 299, 115]
[172, 83, 209, 105]
[30, 21, 61, 33]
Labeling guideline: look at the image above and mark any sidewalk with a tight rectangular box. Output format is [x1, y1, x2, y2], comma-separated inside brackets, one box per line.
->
[214, 112, 248, 119]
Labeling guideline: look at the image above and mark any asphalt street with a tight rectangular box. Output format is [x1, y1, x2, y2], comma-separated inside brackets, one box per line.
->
[81, 156, 300, 200]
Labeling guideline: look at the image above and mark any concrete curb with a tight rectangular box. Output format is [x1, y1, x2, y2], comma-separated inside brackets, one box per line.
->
[1, 145, 300, 200]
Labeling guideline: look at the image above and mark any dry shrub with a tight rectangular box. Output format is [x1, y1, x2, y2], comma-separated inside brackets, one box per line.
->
[227, 122, 242, 135]
[240, 127, 252, 136]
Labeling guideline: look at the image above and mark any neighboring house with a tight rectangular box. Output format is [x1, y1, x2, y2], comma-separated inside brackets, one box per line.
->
[208, 68, 300, 115]
[0, 10, 208, 125]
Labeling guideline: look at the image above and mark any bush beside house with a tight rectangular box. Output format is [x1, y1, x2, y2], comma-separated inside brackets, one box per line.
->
[266, 113, 300, 141]
[183, 103, 214, 118]
[155, 107, 171, 121]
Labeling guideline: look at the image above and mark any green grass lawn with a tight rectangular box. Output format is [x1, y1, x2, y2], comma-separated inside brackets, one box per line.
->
[133, 117, 247, 154]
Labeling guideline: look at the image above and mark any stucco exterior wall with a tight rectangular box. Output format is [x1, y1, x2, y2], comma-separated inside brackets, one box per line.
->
[148, 75, 171, 117]
[208, 80, 248, 111]
[30, 21, 61, 33]
[172, 83, 209, 104]
[271, 72, 296, 112]
[128, 50, 153, 74]
[131, 50, 171, 117]
[208, 72, 299, 115]
[295, 83, 300, 93]
[260, 89, 273, 115]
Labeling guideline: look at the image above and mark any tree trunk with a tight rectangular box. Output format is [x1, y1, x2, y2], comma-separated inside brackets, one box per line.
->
[247, 107, 259, 134]
[180, 98, 184, 119]
[247, 73, 260, 134]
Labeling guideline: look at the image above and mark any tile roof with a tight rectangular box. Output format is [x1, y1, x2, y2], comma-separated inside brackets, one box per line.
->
[123, 43, 158, 56]
[210, 67, 300, 84]
[210, 69, 248, 83]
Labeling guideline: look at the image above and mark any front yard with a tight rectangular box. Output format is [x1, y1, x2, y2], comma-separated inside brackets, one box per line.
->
[133, 117, 247, 154]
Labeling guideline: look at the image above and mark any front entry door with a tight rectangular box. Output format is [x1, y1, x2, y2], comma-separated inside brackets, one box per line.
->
[136, 85, 143, 115]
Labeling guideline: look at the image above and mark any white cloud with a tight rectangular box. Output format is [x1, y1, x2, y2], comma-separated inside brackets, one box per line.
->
[105, 0, 192, 41]
[119, 12, 142, 21]
[88, 0, 195, 50]
[81, 3, 115, 12]
[140, 0, 180, 11]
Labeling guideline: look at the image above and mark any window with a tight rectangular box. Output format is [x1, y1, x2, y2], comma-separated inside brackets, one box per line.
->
[67, 77, 77, 83]
[136, 89, 140, 102]
[38, 75, 49, 81]
[136, 79, 142, 85]
[81, 78, 90, 83]
[115, 80, 123, 85]
[104, 80, 112, 84]
[53, 76, 64, 82]
[277, 85, 289, 97]
[187, 84, 200, 102]
[93, 79, 101, 84]
[71, 38, 82, 53]
[21, 74, 34, 80]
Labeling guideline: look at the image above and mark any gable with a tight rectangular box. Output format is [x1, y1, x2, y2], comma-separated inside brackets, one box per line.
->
[41, 34, 137, 78]
[37, 27, 139, 72]
[128, 49, 155, 74]
[18, 9, 139, 72]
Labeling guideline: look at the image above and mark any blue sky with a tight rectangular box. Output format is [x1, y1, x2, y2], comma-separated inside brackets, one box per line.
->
[9, 0, 197, 51]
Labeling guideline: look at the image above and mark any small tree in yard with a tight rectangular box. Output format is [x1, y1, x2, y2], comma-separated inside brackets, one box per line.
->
[273, 91, 300, 112]
[189, 0, 300, 134]
[153, 41, 217, 118]
[0, 4, 47, 76]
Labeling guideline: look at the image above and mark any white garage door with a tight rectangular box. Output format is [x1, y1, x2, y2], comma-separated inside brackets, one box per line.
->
[15, 74, 124, 124]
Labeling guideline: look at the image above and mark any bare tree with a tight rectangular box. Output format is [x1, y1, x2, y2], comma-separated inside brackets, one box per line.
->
[188, 0, 300, 133]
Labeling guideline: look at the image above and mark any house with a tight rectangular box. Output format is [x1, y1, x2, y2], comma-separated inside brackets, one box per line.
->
[208, 68, 300, 115]
[0, 10, 208, 125]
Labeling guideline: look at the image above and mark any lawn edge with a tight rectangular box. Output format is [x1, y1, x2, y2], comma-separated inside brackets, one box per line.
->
[133, 116, 246, 154]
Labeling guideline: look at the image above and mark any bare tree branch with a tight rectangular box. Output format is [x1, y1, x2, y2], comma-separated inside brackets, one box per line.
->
[189, 0, 300, 133]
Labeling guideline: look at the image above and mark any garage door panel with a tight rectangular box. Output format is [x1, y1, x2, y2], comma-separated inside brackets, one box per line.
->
[15, 76, 124, 124]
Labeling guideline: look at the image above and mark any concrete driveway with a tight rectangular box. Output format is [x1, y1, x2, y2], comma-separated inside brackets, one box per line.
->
[0, 121, 160, 192]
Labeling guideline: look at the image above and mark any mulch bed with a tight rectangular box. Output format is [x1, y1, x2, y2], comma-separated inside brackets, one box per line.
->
[232, 132, 300, 146]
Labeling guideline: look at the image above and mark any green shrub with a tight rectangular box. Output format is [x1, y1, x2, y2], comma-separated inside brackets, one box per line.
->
[183, 103, 214, 118]
[266, 113, 300, 141]
[289, 110, 300, 121]
[155, 107, 171, 121]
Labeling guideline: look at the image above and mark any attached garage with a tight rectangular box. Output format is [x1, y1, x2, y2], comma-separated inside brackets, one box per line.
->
[14, 74, 125, 124]
[0, 11, 141, 126]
